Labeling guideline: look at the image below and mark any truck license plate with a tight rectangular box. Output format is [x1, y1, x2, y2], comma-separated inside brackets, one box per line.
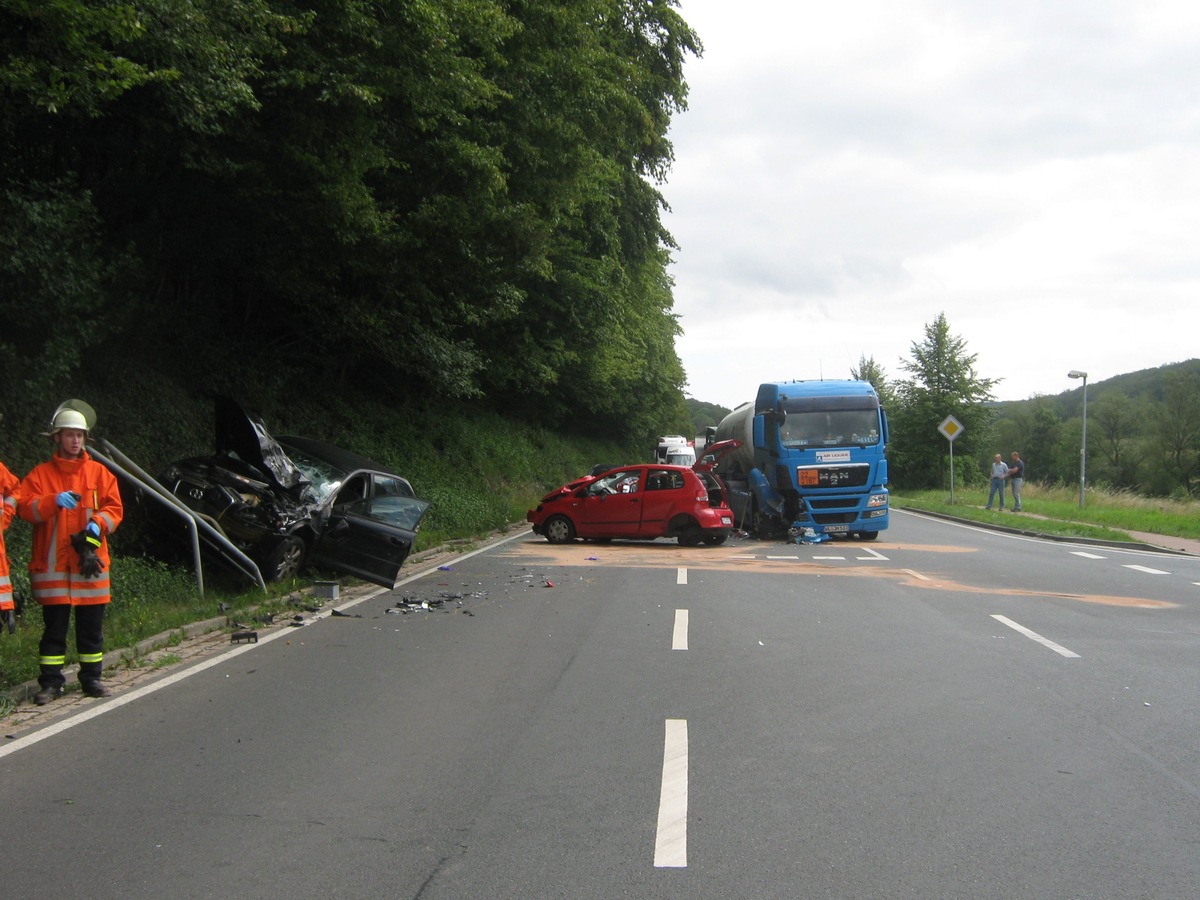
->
[823, 524, 849, 533]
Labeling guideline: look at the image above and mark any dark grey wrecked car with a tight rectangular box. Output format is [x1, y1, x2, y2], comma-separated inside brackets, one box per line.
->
[161, 398, 431, 588]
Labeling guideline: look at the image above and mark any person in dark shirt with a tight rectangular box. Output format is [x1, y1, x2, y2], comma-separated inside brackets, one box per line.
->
[1007, 452, 1025, 512]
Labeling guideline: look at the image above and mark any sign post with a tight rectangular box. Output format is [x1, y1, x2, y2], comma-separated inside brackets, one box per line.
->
[938, 415, 964, 503]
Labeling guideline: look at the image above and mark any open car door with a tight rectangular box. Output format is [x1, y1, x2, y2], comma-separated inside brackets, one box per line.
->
[309, 473, 432, 589]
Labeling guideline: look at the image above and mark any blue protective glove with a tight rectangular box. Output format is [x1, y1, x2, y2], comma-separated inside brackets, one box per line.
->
[56, 491, 79, 509]
[86, 521, 102, 546]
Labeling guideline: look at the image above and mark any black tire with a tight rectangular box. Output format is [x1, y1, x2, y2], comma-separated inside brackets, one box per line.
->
[702, 533, 728, 546]
[750, 501, 774, 540]
[260, 534, 306, 582]
[678, 526, 704, 547]
[544, 515, 576, 544]
[859, 530, 879, 541]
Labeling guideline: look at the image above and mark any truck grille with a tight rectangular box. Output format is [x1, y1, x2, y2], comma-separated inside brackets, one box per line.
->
[796, 464, 870, 489]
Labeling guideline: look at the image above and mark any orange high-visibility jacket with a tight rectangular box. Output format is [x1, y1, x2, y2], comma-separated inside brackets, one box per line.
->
[18, 450, 123, 606]
[0, 461, 18, 611]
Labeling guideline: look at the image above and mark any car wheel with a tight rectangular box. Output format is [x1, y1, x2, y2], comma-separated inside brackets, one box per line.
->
[702, 533, 728, 546]
[678, 526, 704, 547]
[544, 515, 576, 544]
[260, 535, 306, 582]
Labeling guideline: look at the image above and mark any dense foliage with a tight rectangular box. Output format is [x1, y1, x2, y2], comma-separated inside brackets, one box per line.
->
[0, 0, 696, 445]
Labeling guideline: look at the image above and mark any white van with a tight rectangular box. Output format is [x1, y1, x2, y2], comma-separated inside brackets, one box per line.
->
[664, 446, 697, 467]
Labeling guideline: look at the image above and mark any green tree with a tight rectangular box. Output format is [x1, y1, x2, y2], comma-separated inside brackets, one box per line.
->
[851, 354, 896, 410]
[889, 313, 999, 489]
[1023, 401, 1063, 486]
[1147, 372, 1200, 497]
[1089, 393, 1143, 490]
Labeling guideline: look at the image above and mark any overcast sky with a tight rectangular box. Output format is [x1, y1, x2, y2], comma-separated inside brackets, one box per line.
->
[664, 0, 1199, 410]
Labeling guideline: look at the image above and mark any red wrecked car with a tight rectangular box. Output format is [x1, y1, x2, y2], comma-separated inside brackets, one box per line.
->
[527, 441, 741, 546]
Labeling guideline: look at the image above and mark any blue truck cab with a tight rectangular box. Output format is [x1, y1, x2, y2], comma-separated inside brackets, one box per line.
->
[712, 380, 890, 540]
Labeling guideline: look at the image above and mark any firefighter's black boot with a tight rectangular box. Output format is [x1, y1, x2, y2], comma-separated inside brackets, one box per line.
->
[34, 666, 65, 705]
[79, 660, 110, 698]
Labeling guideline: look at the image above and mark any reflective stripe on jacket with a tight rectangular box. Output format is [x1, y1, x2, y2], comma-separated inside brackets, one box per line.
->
[18, 450, 123, 606]
[0, 461, 18, 611]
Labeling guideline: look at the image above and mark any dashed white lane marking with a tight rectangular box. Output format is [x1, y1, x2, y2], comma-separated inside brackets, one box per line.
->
[814, 555, 846, 560]
[1124, 564, 1170, 575]
[1072, 551, 1107, 559]
[672, 609, 689, 651]
[654, 718, 689, 868]
[677, 567, 687, 585]
[766, 555, 799, 560]
[991, 615, 1080, 658]
[904, 569, 930, 581]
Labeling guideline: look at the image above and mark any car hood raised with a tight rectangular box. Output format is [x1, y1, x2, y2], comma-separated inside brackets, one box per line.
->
[215, 396, 309, 491]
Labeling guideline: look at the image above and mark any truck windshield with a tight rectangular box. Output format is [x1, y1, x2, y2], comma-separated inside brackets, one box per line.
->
[779, 410, 880, 448]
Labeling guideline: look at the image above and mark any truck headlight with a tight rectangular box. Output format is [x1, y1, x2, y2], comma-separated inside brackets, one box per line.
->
[867, 493, 888, 508]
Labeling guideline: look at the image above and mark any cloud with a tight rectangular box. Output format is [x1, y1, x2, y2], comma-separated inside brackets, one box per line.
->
[665, 0, 1200, 409]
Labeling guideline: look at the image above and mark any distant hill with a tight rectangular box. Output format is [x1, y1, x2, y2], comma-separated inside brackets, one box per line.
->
[998, 359, 1200, 415]
[685, 397, 732, 438]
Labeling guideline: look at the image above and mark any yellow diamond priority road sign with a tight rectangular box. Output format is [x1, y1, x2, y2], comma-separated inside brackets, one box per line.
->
[938, 415, 964, 441]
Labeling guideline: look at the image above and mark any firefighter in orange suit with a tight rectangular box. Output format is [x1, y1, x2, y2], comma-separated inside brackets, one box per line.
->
[18, 403, 123, 704]
[0, 459, 19, 634]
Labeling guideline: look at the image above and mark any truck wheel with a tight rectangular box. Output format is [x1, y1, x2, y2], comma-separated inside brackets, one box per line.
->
[544, 515, 576, 544]
[751, 502, 774, 540]
[858, 530, 879, 541]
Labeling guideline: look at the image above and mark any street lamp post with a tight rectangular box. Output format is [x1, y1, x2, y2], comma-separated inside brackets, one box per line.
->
[1068, 370, 1088, 508]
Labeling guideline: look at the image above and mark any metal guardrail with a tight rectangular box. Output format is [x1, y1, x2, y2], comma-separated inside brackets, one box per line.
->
[91, 439, 267, 596]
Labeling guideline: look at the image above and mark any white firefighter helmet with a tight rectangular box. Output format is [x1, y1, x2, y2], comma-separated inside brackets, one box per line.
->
[48, 400, 96, 435]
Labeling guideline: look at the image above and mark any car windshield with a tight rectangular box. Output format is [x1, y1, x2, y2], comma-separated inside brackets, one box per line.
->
[277, 439, 349, 503]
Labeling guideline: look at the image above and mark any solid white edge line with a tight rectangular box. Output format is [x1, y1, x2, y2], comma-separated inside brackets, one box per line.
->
[991, 614, 1081, 658]
[0, 529, 535, 760]
[654, 718, 688, 868]
[672, 609, 689, 651]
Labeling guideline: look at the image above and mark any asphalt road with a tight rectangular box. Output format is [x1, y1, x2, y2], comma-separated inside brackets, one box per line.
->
[1, 509, 1197, 899]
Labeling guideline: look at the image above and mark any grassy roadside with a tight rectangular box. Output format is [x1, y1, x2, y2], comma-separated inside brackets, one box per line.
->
[892, 482, 1200, 544]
